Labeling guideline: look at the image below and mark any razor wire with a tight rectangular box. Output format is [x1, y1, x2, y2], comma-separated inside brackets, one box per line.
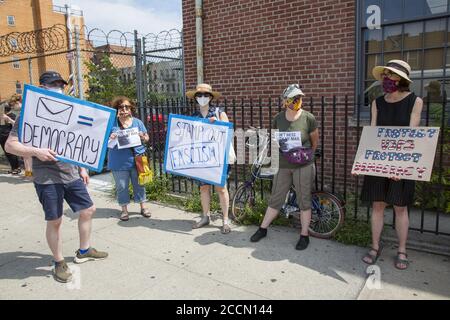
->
[143, 29, 184, 99]
[144, 29, 182, 52]
[0, 24, 138, 57]
[0, 24, 67, 57]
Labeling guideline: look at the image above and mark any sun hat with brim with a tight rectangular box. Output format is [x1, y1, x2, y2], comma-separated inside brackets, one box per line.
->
[372, 59, 412, 83]
[282, 84, 305, 99]
[186, 83, 221, 99]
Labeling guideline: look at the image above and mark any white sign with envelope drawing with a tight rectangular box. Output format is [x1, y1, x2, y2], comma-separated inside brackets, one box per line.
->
[18, 84, 116, 172]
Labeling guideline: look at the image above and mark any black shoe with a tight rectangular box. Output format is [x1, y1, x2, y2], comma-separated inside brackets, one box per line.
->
[250, 227, 267, 242]
[295, 235, 310, 250]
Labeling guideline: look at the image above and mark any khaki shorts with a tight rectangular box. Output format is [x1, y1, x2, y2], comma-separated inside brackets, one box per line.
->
[268, 163, 315, 211]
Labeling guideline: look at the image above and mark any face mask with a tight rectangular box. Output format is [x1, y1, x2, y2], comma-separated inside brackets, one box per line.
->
[196, 96, 211, 107]
[382, 77, 399, 93]
[45, 87, 63, 94]
[286, 98, 302, 111]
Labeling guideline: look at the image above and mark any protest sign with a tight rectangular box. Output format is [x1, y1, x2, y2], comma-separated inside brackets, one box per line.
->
[163, 114, 234, 186]
[18, 84, 116, 172]
[351, 126, 440, 181]
[117, 127, 141, 149]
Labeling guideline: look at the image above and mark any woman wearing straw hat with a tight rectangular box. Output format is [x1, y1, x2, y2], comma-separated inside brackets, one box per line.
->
[186, 83, 232, 234]
[360, 60, 423, 270]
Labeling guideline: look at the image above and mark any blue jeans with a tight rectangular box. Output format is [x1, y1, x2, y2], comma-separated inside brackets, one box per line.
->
[112, 168, 146, 206]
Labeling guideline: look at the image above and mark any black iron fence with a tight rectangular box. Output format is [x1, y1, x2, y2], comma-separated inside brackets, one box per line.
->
[138, 95, 449, 237]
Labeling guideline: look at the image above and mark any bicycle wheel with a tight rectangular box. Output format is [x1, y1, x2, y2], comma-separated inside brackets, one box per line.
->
[231, 183, 256, 223]
[309, 191, 345, 239]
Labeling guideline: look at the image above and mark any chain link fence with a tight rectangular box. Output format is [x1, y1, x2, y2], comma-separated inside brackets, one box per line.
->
[0, 24, 183, 107]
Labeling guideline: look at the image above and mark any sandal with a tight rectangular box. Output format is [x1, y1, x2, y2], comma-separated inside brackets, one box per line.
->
[140, 208, 151, 218]
[362, 243, 383, 265]
[119, 211, 129, 221]
[221, 224, 231, 234]
[395, 251, 409, 270]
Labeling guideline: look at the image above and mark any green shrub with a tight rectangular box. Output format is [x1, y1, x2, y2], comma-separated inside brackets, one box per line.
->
[333, 218, 371, 247]
[184, 189, 221, 213]
[238, 197, 289, 226]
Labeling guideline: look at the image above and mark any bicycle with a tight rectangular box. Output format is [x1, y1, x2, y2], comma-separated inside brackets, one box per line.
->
[231, 127, 345, 239]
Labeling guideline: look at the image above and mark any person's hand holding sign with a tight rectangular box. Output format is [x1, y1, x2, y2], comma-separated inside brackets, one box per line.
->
[110, 133, 117, 140]
[209, 117, 217, 123]
[33, 148, 58, 162]
[139, 132, 149, 143]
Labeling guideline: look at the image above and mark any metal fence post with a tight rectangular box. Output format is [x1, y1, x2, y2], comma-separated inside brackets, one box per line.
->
[134, 30, 144, 122]
[74, 26, 84, 99]
[27, 56, 33, 84]
[142, 37, 148, 103]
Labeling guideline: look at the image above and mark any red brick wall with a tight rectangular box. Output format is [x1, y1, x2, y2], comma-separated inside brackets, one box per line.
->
[182, 0, 356, 99]
[182, 0, 361, 196]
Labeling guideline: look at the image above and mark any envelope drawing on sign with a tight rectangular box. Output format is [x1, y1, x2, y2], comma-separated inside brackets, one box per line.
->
[36, 97, 74, 125]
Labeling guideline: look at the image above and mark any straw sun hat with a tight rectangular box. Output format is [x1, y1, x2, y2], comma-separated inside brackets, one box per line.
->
[372, 59, 412, 83]
[186, 83, 221, 99]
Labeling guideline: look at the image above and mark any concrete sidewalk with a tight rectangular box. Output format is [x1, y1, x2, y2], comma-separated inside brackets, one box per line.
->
[0, 171, 449, 300]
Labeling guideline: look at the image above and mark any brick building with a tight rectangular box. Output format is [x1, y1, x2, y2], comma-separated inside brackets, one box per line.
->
[182, 0, 450, 194]
[0, 0, 84, 100]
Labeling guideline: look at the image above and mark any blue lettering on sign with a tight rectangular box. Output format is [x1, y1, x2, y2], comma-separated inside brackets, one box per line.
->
[173, 121, 226, 144]
[169, 141, 221, 170]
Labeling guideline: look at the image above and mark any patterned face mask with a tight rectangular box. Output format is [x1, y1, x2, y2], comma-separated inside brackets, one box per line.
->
[285, 97, 302, 111]
[382, 77, 399, 93]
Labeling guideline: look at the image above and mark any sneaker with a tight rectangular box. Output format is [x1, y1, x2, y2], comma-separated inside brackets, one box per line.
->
[192, 215, 210, 229]
[74, 247, 108, 264]
[295, 235, 310, 251]
[250, 227, 267, 242]
[53, 260, 72, 283]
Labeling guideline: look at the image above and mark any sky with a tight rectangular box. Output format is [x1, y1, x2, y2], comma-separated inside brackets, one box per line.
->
[52, 0, 183, 35]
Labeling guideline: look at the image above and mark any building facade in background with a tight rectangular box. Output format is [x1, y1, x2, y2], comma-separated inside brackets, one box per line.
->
[183, 0, 450, 113]
[182, 0, 450, 193]
[0, 0, 84, 100]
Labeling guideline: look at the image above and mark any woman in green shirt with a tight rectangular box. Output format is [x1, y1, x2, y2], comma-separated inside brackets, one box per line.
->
[250, 84, 319, 250]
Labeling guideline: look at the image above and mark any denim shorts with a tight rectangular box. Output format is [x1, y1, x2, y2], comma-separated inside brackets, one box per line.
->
[34, 179, 94, 221]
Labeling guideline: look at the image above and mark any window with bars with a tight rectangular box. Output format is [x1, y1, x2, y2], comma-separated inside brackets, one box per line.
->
[9, 38, 17, 50]
[359, 0, 450, 113]
[12, 57, 19, 69]
[7, 15, 15, 26]
[15, 82, 22, 94]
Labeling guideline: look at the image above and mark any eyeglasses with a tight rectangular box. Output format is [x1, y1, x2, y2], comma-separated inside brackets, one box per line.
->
[118, 104, 131, 110]
[195, 93, 211, 98]
[382, 70, 400, 79]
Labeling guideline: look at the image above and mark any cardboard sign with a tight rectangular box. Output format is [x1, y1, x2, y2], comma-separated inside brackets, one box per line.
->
[117, 127, 141, 149]
[351, 126, 440, 181]
[163, 114, 234, 186]
[18, 84, 116, 172]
